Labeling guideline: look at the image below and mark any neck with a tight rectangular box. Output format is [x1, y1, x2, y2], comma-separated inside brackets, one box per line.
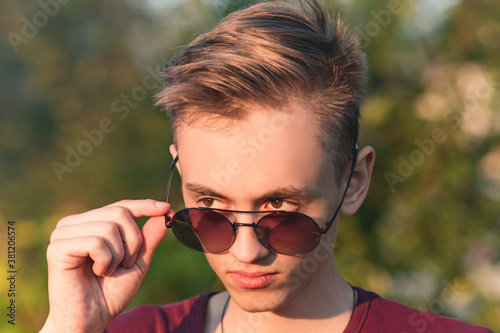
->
[219, 260, 356, 333]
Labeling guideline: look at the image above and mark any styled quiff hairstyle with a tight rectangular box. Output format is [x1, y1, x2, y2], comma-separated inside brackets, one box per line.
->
[156, 0, 367, 181]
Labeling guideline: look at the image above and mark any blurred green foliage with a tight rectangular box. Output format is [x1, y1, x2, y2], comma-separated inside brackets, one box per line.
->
[0, 0, 499, 332]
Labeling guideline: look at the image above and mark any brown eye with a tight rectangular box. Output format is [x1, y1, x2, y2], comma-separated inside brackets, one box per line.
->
[202, 198, 214, 207]
[270, 199, 283, 209]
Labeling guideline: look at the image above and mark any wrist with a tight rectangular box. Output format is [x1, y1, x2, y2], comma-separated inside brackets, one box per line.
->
[40, 315, 104, 333]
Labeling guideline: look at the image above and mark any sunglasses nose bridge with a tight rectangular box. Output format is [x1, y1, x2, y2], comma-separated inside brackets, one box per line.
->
[232, 222, 257, 229]
[230, 212, 267, 245]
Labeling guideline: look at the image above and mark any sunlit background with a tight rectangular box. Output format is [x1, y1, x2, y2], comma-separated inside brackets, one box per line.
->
[0, 0, 499, 331]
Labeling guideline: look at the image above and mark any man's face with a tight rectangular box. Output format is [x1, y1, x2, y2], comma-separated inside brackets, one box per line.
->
[172, 105, 344, 312]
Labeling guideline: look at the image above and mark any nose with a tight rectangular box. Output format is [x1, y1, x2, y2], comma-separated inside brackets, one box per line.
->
[229, 218, 269, 263]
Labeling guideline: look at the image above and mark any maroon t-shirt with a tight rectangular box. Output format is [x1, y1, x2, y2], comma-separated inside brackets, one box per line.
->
[105, 287, 493, 332]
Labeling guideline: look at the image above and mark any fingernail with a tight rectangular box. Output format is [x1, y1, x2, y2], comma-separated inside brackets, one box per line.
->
[155, 201, 170, 208]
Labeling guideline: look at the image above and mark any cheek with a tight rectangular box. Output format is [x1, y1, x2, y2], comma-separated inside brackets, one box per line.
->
[318, 228, 337, 253]
[204, 253, 225, 274]
[288, 250, 331, 285]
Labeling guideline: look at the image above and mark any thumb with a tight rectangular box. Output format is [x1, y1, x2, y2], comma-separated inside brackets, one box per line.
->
[134, 209, 174, 274]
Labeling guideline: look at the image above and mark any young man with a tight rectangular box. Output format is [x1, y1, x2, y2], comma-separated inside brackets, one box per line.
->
[41, 1, 492, 332]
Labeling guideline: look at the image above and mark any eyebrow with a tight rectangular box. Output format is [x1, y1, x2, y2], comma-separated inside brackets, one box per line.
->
[184, 182, 317, 203]
[184, 182, 230, 200]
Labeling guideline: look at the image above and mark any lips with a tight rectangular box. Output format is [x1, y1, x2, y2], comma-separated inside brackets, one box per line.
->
[229, 271, 278, 289]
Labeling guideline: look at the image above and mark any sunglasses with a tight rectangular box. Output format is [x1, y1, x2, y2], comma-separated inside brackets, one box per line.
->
[164, 143, 358, 255]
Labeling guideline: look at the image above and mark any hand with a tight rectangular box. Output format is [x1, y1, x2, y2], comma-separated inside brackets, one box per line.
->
[40, 199, 172, 333]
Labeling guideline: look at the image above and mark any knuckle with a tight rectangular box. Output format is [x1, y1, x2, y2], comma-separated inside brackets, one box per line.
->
[46, 241, 59, 260]
[56, 214, 77, 227]
[46, 239, 69, 264]
[111, 206, 132, 221]
[49, 228, 60, 243]
[89, 236, 107, 252]
[49, 224, 73, 243]
[101, 221, 119, 235]
[143, 198, 156, 205]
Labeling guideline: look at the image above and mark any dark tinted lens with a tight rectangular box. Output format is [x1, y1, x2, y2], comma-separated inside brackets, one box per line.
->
[170, 210, 204, 252]
[257, 212, 321, 255]
[193, 209, 235, 253]
[171, 209, 235, 253]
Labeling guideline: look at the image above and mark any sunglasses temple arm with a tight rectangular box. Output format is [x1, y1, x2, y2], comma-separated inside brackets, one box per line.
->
[321, 143, 359, 233]
[164, 156, 179, 224]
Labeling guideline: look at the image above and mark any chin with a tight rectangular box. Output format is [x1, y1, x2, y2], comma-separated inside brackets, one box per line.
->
[230, 288, 290, 313]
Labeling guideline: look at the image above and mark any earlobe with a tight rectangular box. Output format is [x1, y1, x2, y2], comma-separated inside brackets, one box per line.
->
[341, 146, 376, 216]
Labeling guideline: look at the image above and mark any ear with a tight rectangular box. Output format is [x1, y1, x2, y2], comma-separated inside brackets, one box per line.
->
[169, 144, 181, 176]
[340, 146, 375, 216]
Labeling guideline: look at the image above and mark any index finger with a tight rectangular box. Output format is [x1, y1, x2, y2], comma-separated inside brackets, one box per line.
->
[104, 199, 171, 219]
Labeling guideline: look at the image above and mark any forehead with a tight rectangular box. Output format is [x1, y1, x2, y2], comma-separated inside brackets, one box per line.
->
[174, 108, 334, 197]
